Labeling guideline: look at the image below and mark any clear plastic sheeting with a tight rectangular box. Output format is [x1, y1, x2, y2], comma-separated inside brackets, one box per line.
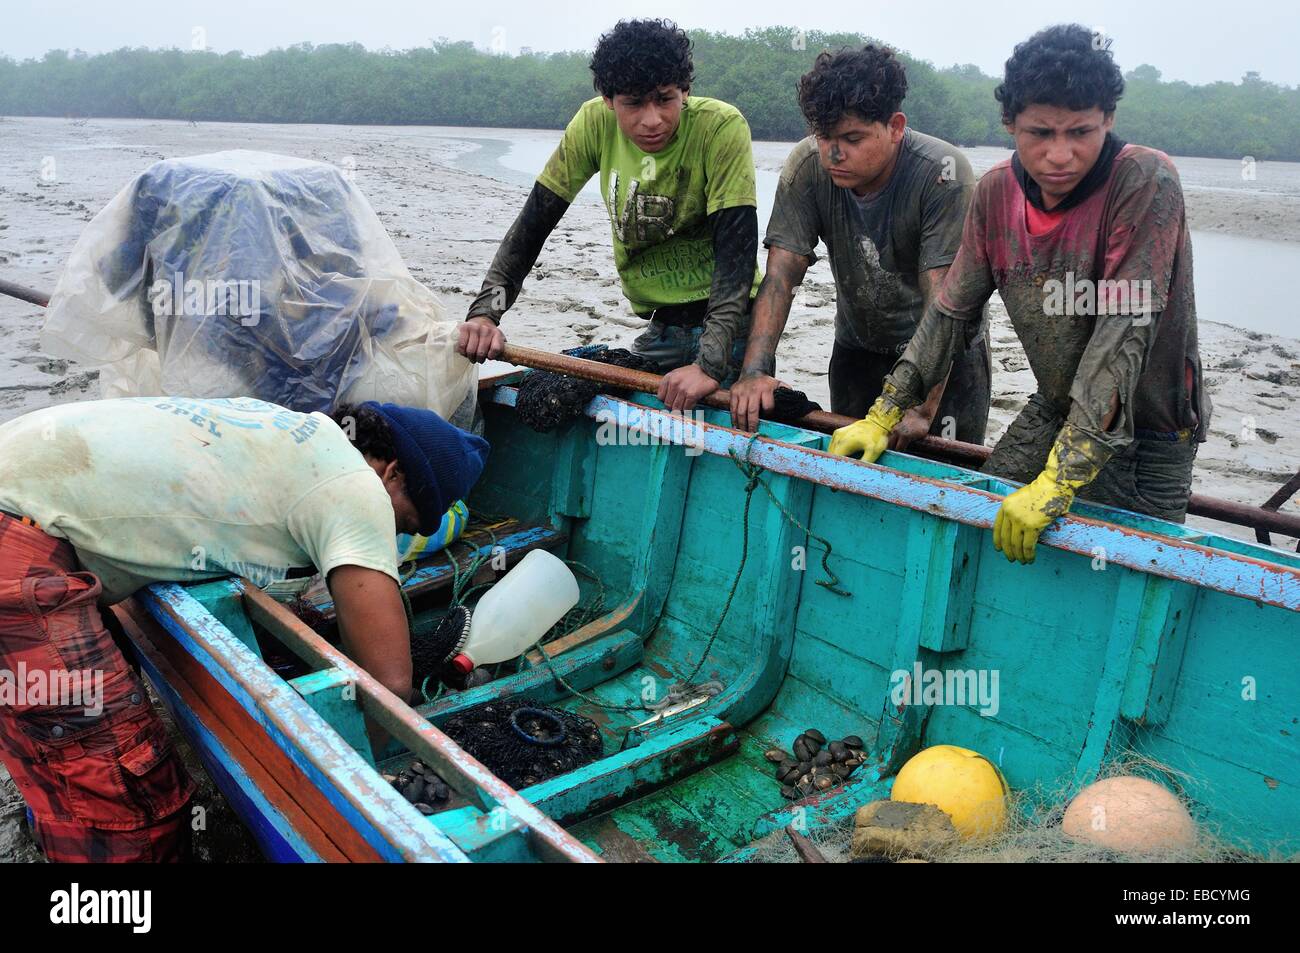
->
[41, 150, 476, 424]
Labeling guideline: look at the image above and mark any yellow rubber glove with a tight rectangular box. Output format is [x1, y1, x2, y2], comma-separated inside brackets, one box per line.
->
[993, 426, 1109, 564]
[827, 396, 905, 463]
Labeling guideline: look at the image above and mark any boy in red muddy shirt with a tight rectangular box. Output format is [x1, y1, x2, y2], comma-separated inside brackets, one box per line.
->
[829, 24, 1210, 565]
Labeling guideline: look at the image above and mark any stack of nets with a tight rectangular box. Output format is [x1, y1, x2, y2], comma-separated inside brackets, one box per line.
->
[514, 342, 825, 431]
[769, 387, 822, 422]
[515, 345, 656, 433]
[411, 605, 471, 689]
[441, 697, 604, 789]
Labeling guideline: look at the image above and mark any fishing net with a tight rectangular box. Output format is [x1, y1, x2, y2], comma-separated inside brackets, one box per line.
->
[441, 697, 604, 789]
[411, 604, 472, 689]
[744, 821, 857, 864]
[513, 343, 822, 432]
[768, 387, 822, 423]
[935, 752, 1267, 863]
[515, 345, 656, 433]
[743, 752, 1278, 863]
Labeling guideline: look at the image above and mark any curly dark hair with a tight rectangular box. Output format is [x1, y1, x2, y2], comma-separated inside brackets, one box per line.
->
[995, 24, 1125, 124]
[797, 45, 908, 136]
[330, 402, 396, 462]
[589, 19, 693, 99]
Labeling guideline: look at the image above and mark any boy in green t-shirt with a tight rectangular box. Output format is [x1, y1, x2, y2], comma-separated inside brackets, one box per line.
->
[456, 19, 761, 411]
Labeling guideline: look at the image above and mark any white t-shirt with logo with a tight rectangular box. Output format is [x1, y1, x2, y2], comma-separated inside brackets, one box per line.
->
[0, 396, 399, 604]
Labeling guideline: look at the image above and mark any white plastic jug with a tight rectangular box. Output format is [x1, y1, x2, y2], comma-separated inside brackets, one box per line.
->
[449, 549, 580, 674]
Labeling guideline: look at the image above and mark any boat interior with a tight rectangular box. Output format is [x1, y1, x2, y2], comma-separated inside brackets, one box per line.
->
[124, 379, 1300, 861]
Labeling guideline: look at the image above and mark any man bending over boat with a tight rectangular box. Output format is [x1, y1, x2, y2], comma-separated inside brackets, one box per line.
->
[0, 397, 486, 861]
[456, 18, 761, 412]
[828, 24, 1210, 565]
[730, 44, 991, 446]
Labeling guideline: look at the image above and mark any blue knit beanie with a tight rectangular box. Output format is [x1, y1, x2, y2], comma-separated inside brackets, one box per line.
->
[362, 402, 490, 535]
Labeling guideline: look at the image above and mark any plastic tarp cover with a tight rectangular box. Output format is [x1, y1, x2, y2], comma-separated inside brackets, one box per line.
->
[41, 150, 476, 424]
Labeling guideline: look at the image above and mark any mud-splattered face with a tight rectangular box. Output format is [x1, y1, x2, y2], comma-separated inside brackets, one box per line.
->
[814, 112, 906, 196]
[604, 85, 687, 153]
[1006, 104, 1115, 208]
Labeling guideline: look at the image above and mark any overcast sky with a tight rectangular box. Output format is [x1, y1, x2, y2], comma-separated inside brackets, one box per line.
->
[4, 0, 1297, 87]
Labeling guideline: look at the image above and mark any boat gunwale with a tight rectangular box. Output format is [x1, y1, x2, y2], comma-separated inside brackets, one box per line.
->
[135, 583, 476, 863]
[483, 384, 1300, 612]
[115, 598, 351, 861]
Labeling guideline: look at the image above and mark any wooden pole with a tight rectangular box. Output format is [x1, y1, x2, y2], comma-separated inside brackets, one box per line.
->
[0, 278, 50, 308]
[501, 343, 988, 467]
[1, 278, 1295, 540]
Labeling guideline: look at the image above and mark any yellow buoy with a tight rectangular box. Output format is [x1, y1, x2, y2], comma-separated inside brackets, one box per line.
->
[891, 744, 1009, 838]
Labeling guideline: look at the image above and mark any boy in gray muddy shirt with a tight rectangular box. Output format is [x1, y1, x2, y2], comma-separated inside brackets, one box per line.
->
[730, 44, 991, 449]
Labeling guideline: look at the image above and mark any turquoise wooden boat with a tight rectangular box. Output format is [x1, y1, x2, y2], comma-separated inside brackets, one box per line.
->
[113, 371, 1300, 862]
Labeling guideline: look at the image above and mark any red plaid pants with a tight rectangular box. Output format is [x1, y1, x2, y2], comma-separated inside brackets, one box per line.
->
[0, 514, 195, 862]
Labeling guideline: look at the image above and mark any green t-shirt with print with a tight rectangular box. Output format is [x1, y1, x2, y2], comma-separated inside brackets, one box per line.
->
[537, 96, 762, 314]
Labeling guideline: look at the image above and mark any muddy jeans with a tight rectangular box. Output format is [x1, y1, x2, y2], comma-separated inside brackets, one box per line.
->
[631, 319, 750, 388]
[0, 514, 195, 861]
[829, 335, 993, 445]
[983, 394, 1199, 522]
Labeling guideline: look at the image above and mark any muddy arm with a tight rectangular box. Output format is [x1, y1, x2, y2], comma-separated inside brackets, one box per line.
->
[883, 299, 983, 413]
[696, 204, 759, 382]
[739, 244, 810, 378]
[466, 182, 570, 324]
